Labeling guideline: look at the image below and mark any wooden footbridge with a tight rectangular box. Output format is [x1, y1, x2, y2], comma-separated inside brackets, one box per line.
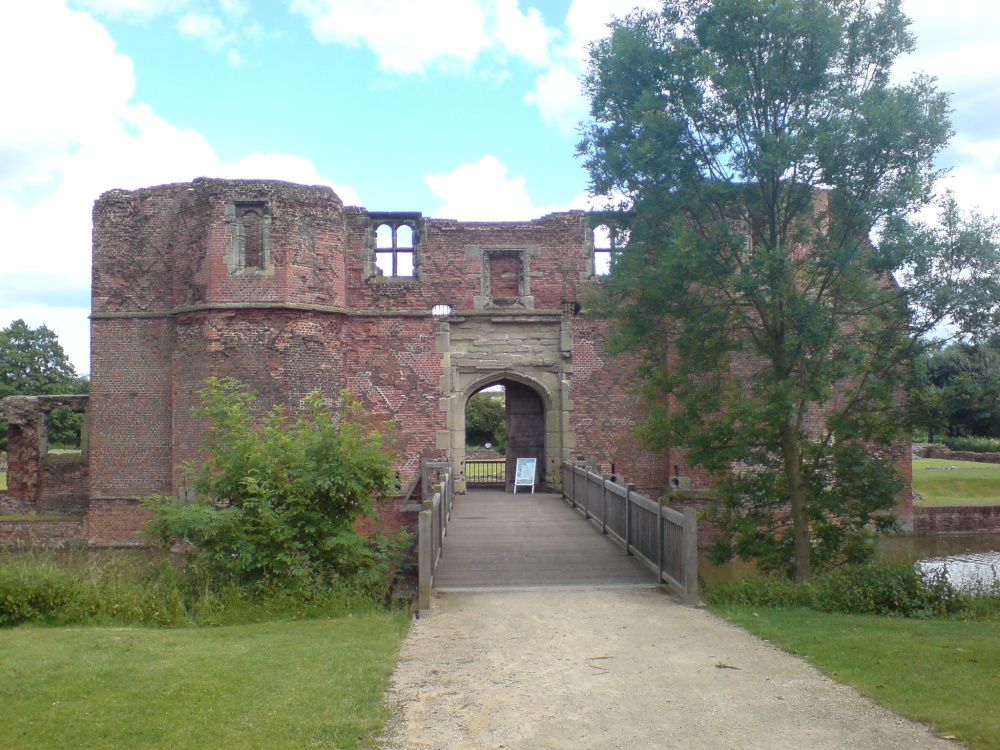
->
[416, 461, 698, 616]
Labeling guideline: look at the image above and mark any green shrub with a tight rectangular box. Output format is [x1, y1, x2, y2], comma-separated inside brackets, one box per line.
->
[0, 550, 394, 628]
[144, 378, 408, 599]
[0, 552, 183, 627]
[941, 436, 1000, 453]
[705, 560, 965, 617]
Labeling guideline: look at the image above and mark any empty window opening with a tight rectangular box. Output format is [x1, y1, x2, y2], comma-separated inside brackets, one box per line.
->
[374, 222, 416, 277]
[242, 209, 263, 269]
[431, 304, 452, 317]
[45, 406, 84, 451]
[489, 253, 520, 298]
[593, 224, 629, 276]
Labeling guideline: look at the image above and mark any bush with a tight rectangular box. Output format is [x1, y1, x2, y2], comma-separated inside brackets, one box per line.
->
[705, 560, 965, 618]
[940, 436, 1000, 453]
[0, 551, 183, 627]
[0, 550, 394, 629]
[144, 378, 408, 598]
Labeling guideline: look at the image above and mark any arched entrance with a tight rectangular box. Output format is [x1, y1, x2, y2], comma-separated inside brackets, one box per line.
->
[459, 375, 550, 492]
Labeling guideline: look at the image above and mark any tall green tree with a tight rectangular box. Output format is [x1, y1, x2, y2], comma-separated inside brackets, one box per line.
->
[0, 319, 88, 451]
[579, 0, 1000, 578]
[920, 342, 1000, 439]
[465, 390, 506, 452]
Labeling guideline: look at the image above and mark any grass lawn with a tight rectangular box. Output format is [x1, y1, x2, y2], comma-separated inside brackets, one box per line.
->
[716, 606, 1000, 749]
[1, 471, 6, 491]
[912, 458, 1000, 506]
[0, 613, 409, 750]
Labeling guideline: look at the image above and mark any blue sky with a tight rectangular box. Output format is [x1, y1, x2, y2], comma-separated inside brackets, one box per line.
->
[2, 0, 1000, 374]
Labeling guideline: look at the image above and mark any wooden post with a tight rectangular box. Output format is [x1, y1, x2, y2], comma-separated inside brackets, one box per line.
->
[420, 459, 429, 503]
[683, 507, 699, 605]
[602, 477, 609, 534]
[625, 483, 636, 555]
[657, 504, 664, 584]
[417, 508, 431, 618]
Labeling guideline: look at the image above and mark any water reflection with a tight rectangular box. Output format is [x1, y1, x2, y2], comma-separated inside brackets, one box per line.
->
[700, 533, 1000, 591]
[884, 533, 1000, 590]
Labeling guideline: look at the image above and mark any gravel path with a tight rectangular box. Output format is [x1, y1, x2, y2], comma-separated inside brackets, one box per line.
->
[381, 587, 960, 750]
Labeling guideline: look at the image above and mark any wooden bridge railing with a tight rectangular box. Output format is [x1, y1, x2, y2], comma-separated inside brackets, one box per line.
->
[417, 460, 455, 618]
[562, 461, 699, 604]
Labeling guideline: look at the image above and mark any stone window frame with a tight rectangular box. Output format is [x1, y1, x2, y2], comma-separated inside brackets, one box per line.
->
[588, 215, 629, 278]
[365, 212, 423, 283]
[468, 246, 539, 310]
[225, 200, 274, 276]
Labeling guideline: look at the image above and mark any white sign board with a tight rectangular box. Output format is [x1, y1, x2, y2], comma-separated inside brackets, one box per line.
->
[513, 457, 536, 493]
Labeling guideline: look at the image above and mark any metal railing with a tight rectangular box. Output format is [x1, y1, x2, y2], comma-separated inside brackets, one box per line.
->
[562, 461, 699, 604]
[417, 460, 455, 617]
[465, 458, 505, 485]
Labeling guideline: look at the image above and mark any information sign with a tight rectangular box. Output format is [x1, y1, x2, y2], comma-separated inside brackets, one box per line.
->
[513, 457, 536, 493]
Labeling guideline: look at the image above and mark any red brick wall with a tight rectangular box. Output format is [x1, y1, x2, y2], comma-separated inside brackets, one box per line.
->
[86, 500, 153, 547]
[0, 518, 85, 546]
[913, 505, 1000, 534]
[38, 455, 88, 514]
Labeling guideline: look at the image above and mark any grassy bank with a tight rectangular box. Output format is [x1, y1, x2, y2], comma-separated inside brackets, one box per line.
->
[0, 613, 409, 750]
[912, 458, 1000, 505]
[714, 606, 1000, 749]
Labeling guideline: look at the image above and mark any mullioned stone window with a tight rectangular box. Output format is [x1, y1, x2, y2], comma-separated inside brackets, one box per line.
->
[365, 213, 423, 282]
[225, 201, 274, 275]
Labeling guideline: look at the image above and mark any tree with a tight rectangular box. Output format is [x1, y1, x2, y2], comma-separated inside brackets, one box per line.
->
[466, 390, 506, 452]
[145, 378, 404, 595]
[579, 0, 1000, 578]
[920, 342, 1000, 439]
[0, 319, 88, 451]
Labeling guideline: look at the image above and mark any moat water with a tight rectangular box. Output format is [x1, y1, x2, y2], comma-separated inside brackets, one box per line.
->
[701, 533, 1000, 590]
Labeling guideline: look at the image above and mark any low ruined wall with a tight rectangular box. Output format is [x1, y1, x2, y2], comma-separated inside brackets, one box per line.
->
[39, 452, 89, 514]
[86, 500, 153, 547]
[0, 518, 85, 546]
[915, 444, 1000, 464]
[913, 505, 1000, 534]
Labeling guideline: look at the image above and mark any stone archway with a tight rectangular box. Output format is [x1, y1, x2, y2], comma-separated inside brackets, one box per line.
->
[446, 367, 568, 493]
[435, 309, 576, 492]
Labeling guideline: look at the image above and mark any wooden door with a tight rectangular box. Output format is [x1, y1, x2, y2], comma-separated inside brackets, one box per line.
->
[504, 381, 545, 491]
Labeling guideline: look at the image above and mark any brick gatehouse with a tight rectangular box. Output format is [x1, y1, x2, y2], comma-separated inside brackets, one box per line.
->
[1, 177, 912, 545]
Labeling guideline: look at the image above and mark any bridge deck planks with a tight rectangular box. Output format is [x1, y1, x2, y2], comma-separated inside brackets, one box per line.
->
[432, 489, 657, 589]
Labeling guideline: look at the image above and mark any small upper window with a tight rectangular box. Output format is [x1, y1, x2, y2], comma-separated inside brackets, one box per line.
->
[374, 222, 416, 277]
[594, 225, 612, 276]
[593, 224, 629, 276]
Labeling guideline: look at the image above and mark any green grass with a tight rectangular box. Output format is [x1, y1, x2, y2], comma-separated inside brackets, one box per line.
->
[912, 458, 1000, 505]
[1, 471, 6, 491]
[716, 606, 1000, 749]
[0, 613, 409, 750]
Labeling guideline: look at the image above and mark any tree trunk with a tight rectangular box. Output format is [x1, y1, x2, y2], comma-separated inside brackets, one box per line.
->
[779, 422, 811, 580]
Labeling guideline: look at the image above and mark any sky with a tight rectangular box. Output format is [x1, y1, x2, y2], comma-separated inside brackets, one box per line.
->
[2, 0, 999, 375]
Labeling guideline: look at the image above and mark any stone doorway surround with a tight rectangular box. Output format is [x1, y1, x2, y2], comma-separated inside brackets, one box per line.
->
[435, 309, 576, 493]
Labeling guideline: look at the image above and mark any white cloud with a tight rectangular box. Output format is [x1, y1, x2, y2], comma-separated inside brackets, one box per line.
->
[425, 155, 590, 220]
[522, 0, 661, 135]
[70, 0, 190, 19]
[1, 1, 360, 374]
[289, 0, 551, 74]
[176, 11, 231, 47]
[491, 0, 551, 67]
[524, 63, 587, 136]
[894, 0, 1000, 219]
